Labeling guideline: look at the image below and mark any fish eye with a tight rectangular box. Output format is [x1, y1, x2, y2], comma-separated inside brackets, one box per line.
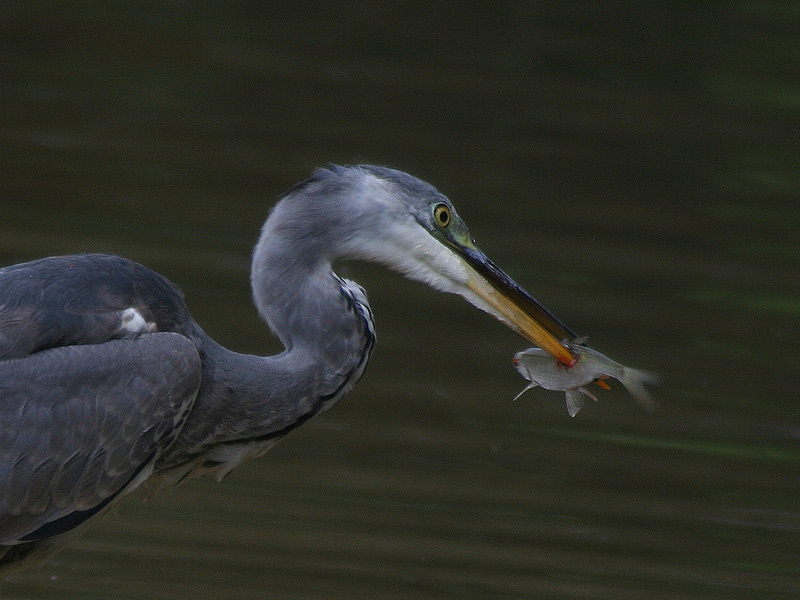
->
[433, 203, 452, 228]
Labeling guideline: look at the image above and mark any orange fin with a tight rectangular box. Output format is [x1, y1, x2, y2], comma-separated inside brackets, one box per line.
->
[595, 379, 611, 390]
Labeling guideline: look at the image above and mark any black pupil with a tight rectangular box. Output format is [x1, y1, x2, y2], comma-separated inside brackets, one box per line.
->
[438, 208, 449, 225]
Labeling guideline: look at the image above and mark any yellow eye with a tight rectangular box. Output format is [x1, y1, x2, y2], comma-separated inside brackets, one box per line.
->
[433, 203, 452, 228]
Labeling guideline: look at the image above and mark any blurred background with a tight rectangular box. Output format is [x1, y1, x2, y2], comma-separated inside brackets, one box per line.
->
[1, 2, 799, 599]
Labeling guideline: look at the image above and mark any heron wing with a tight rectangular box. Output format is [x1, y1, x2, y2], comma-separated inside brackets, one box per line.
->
[0, 332, 201, 544]
[0, 254, 192, 359]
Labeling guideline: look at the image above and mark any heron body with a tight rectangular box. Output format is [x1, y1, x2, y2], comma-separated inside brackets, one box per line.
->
[0, 165, 575, 574]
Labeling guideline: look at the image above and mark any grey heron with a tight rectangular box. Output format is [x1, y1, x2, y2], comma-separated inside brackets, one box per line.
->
[0, 165, 577, 574]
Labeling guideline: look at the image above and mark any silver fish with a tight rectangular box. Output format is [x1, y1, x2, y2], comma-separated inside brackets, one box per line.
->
[513, 345, 658, 417]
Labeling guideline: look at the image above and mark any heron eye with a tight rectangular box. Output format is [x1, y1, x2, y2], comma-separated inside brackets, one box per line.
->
[433, 204, 452, 228]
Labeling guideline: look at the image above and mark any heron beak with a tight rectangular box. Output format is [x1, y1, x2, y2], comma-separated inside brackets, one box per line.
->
[458, 246, 578, 366]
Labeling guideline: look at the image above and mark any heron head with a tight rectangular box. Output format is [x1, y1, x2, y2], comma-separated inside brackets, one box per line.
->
[264, 165, 578, 365]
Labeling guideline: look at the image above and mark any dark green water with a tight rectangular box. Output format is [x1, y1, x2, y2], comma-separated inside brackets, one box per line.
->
[1, 3, 799, 599]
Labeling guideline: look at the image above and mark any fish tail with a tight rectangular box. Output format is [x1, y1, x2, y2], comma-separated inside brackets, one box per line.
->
[620, 367, 659, 412]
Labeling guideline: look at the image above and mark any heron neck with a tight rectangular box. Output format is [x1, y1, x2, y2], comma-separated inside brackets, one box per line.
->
[159, 260, 374, 469]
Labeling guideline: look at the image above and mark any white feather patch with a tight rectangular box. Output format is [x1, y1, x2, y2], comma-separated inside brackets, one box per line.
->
[118, 308, 156, 335]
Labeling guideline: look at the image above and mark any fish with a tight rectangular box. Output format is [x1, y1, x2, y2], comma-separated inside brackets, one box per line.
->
[512, 344, 658, 417]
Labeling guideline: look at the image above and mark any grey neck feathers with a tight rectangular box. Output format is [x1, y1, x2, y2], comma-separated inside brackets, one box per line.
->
[159, 217, 375, 467]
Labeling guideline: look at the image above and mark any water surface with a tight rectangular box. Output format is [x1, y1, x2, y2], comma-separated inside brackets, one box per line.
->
[1, 3, 798, 599]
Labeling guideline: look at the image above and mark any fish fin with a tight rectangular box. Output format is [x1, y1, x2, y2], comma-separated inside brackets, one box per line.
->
[620, 367, 660, 412]
[569, 336, 590, 348]
[512, 382, 539, 402]
[578, 386, 600, 403]
[595, 378, 611, 390]
[565, 389, 585, 417]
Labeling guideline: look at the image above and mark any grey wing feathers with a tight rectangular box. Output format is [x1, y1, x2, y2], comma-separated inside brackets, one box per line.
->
[0, 333, 201, 543]
[0, 254, 192, 360]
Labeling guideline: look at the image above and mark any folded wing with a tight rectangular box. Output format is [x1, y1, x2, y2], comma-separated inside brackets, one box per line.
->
[0, 332, 201, 544]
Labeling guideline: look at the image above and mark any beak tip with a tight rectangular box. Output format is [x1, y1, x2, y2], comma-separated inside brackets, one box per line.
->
[560, 355, 578, 368]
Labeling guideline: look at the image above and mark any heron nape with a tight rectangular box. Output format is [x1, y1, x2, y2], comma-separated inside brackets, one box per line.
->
[0, 165, 578, 574]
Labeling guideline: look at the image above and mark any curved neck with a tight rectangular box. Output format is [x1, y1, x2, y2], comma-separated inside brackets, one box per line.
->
[160, 252, 375, 468]
[160, 177, 385, 470]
